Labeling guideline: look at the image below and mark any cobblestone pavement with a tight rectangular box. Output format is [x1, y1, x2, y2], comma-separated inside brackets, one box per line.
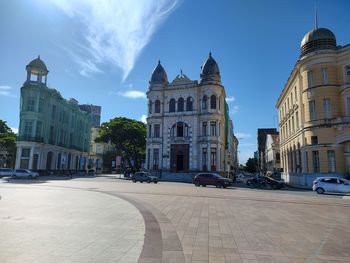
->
[1, 177, 350, 263]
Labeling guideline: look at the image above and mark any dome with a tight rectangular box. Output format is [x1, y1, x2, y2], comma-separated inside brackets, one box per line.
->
[150, 61, 168, 85]
[300, 28, 337, 56]
[26, 56, 48, 73]
[200, 53, 221, 84]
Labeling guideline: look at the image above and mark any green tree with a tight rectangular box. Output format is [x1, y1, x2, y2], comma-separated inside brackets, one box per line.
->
[96, 117, 146, 171]
[102, 150, 117, 173]
[245, 158, 257, 173]
[0, 120, 17, 168]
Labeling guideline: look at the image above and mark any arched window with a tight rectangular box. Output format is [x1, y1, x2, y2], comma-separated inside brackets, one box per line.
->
[178, 97, 184, 112]
[149, 100, 152, 114]
[155, 100, 160, 113]
[186, 97, 193, 111]
[202, 95, 208, 110]
[210, 95, 216, 109]
[169, 98, 175, 112]
[170, 122, 189, 137]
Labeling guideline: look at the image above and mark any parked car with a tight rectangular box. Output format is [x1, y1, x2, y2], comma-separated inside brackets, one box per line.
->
[313, 177, 350, 194]
[12, 169, 39, 179]
[132, 172, 158, 183]
[193, 173, 232, 188]
[247, 175, 284, 189]
[0, 168, 14, 178]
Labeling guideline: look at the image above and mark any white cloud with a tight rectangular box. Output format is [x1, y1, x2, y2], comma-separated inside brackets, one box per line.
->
[226, 96, 235, 102]
[0, 86, 14, 97]
[11, 127, 18, 134]
[236, 132, 251, 139]
[49, 0, 181, 81]
[118, 90, 146, 99]
[140, 114, 147, 123]
[232, 105, 239, 113]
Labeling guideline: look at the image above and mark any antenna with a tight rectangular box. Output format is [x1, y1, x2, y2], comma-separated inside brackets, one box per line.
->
[314, 1, 319, 29]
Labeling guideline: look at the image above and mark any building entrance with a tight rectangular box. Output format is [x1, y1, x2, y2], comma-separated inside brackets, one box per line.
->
[170, 144, 189, 172]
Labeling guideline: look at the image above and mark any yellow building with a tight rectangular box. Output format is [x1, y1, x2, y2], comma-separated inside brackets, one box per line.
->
[276, 26, 350, 186]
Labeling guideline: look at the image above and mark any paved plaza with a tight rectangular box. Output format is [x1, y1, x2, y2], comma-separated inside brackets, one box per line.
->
[0, 176, 350, 263]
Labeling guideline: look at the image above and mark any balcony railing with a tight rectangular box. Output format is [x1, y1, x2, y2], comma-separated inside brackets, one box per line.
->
[169, 136, 191, 143]
[17, 135, 44, 143]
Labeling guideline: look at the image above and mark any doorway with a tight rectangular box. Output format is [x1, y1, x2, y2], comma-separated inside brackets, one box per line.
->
[170, 144, 189, 172]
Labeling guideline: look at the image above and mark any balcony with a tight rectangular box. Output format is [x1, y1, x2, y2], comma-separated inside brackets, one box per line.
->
[199, 136, 221, 143]
[17, 135, 44, 143]
[147, 137, 162, 143]
[170, 136, 191, 143]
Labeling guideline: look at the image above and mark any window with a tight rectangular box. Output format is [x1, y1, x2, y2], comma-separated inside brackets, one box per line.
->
[295, 111, 299, 129]
[305, 151, 309, 173]
[309, 100, 316, 121]
[292, 116, 295, 132]
[322, 68, 329, 85]
[177, 122, 184, 137]
[38, 98, 44, 113]
[291, 92, 293, 105]
[178, 98, 184, 112]
[21, 149, 30, 158]
[202, 95, 208, 110]
[154, 100, 160, 113]
[294, 86, 298, 101]
[169, 98, 175, 112]
[154, 124, 160, 138]
[35, 121, 42, 137]
[186, 97, 193, 111]
[210, 121, 216, 136]
[26, 97, 35, 111]
[345, 65, 350, 83]
[23, 121, 33, 137]
[149, 100, 152, 114]
[312, 151, 320, 173]
[51, 105, 56, 119]
[323, 98, 331, 119]
[210, 148, 217, 171]
[149, 125, 152, 137]
[153, 149, 159, 170]
[311, 136, 318, 145]
[210, 95, 216, 109]
[307, 70, 314, 88]
[202, 122, 207, 136]
[202, 148, 207, 170]
[147, 149, 150, 170]
[327, 150, 336, 173]
[49, 126, 55, 143]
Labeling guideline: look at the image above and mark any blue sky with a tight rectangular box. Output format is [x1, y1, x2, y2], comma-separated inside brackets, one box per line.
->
[0, 0, 349, 164]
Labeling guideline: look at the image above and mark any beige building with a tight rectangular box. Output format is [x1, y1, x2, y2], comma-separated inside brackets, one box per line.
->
[146, 53, 236, 177]
[276, 26, 350, 186]
[265, 134, 280, 173]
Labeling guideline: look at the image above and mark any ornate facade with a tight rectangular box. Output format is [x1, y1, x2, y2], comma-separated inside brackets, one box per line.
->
[145, 54, 237, 175]
[276, 26, 350, 186]
[15, 57, 91, 171]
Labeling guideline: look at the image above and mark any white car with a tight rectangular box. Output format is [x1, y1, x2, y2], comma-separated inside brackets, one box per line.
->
[12, 169, 39, 179]
[312, 177, 350, 194]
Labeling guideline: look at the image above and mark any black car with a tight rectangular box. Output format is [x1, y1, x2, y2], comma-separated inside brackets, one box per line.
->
[193, 173, 232, 188]
[247, 175, 284, 189]
[132, 172, 158, 184]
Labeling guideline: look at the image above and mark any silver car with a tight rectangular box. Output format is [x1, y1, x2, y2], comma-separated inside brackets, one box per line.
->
[313, 177, 350, 194]
[12, 169, 39, 179]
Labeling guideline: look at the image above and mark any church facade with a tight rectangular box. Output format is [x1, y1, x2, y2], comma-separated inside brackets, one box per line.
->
[145, 53, 237, 175]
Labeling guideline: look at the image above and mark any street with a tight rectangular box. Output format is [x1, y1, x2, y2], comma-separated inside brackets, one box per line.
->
[1, 176, 350, 263]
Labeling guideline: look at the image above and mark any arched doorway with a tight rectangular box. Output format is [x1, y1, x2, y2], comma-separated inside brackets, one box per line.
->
[46, 151, 53, 170]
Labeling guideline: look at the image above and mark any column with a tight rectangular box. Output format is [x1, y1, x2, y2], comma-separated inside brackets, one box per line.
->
[28, 146, 34, 169]
[15, 146, 22, 169]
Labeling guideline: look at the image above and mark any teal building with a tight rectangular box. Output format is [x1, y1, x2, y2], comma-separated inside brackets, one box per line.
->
[15, 57, 92, 171]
